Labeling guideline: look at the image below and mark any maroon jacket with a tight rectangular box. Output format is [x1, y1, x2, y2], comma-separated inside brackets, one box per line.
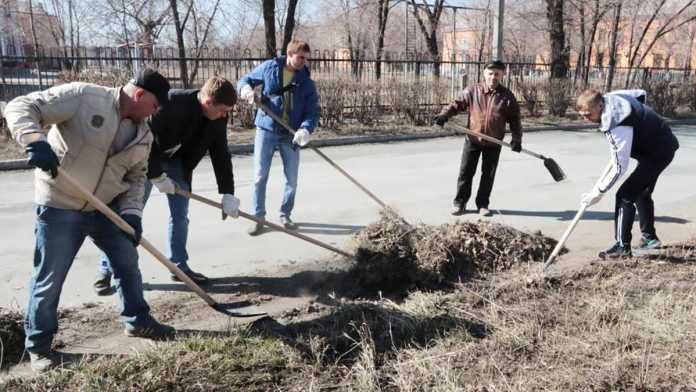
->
[440, 83, 522, 146]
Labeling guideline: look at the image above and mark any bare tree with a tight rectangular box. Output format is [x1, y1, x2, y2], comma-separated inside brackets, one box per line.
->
[545, 0, 569, 78]
[375, 0, 392, 80]
[280, 0, 300, 54]
[262, 0, 276, 57]
[605, 0, 622, 90]
[623, 0, 696, 87]
[408, 0, 445, 77]
[169, 0, 190, 86]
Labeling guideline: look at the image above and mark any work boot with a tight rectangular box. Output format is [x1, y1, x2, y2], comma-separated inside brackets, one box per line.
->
[451, 205, 466, 216]
[124, 319, 175, 340]
[93, 274, 114, 296]
[248, 222, 264, 236]
[638, 237, 662, 251]
[171, 269, 209, 285]
[29, 351, 57, 373]
[478, 207, 493, 217]
[598, 242, 632, 260]
[280, 216, 297, 230]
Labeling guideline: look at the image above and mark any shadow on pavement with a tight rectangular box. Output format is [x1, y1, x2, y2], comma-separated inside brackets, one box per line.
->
[493, 209, 690, 224]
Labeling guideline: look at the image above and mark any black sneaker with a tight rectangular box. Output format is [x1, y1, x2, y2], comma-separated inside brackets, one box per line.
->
[451, 205, 466, 216]
[598, 242, 632, 260]
[29, 350, 57, 373]
[280, 216, 297, 230]
[93, 274, 114, 296]
[248, 222, 264, 236]
[171, 269, 209, 285]
[638, 237, 662, 251]
[124, 320, 175, 340]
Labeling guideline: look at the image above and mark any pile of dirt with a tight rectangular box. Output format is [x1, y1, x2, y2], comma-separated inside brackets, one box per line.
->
[351, 209, 562, 292]
[0, 308, 25, 369]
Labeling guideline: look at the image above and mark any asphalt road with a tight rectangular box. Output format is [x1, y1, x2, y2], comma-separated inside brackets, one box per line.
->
[1, 126, 695, 309]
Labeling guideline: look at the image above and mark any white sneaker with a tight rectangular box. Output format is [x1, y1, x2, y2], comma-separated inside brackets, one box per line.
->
[280, 216, 297, 230]
[29, 351, 57, 373]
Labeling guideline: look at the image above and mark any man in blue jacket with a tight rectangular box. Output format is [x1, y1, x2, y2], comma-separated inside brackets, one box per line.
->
[576, 89, 679, 259]
[237, 39, 320, 235]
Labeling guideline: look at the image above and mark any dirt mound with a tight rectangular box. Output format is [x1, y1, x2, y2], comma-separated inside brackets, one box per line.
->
[351, 209, 562, 293]
[0, 309, 25, 369]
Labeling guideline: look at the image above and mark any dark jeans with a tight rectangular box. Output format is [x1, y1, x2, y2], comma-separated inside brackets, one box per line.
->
[100, 158, 193, 274]
[615, 152, 675, 246]
[453, 139, 502, 209]
[26, 206, 154, 353]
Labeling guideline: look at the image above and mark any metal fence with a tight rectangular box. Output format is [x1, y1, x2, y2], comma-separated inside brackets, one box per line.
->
[2, 49, 694, 104]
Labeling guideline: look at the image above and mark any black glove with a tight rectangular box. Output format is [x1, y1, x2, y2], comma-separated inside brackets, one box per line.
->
[26, 141, 59, 178]
[510, 140, 522, 153]
[120, 214, 142, 246]
[432, 115, 448, 127]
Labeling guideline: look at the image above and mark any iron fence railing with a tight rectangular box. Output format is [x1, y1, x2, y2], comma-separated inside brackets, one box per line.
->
[2, 51, 694, 105]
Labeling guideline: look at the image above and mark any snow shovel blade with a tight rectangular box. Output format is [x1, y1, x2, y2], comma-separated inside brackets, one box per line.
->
[543, 157, 566, 182]
[211, 303, 267, 318]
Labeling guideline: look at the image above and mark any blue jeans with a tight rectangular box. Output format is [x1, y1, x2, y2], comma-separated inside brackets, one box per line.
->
[26, 206, 154, 353]
[252, 129, 300, 218]
[99, 159, 192, 275]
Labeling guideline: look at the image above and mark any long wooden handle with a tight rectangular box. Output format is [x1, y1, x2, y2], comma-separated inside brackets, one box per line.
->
[453, 127, 545, 160]
[542, 162, 614, 272]
[543, 203, 588, 271]
[254, 97, 391, 211]
[176, 188, 355, 260]
[57, 167, 218, 306]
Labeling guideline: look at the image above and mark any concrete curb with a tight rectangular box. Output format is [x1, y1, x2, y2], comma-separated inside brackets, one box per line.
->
[2, 120, 694, 172]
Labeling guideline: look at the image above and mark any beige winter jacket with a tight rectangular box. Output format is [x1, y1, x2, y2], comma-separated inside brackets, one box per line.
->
[5, 82, 152, 216]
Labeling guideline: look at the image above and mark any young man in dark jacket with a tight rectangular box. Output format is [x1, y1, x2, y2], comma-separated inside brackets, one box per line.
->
[433, 60, 523, 217]
[576, 89, 679, 259]
[95, 76, 239, 290]
[237, 39, 320, 234]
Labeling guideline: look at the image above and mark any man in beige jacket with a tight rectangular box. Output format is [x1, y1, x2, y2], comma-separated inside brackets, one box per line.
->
[5, 69, 174, 372]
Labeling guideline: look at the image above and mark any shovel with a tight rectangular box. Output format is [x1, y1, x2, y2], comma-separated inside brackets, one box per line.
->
[175, 188, 355, 260]
[453, 127, 566, 182]
[57, 167, 267, 318]
[254, 96, 409, 225]
[543, 163, 613, 272]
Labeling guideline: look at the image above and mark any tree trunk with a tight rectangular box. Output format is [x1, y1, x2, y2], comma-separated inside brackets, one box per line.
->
[375, 0, 390, 80]
[262, 0, 277, 58]
[605, 0, 622, 91]
[281, 0, 299, 55]
[28, 0, 44, 88]
[188, 0, 222, 86]
[408, 0, 445, 78]
[169, 0, 189, 87]
[582, 0, 603, 87]
[546, 0, 568, 79]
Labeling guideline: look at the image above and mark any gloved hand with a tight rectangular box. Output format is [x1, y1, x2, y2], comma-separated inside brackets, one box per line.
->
[240, 84, 255, 105]
[150, 174, 177, 194]
[221, 194, 240, 220]
[293, 128, 311, 147]
[510, 139, 522, 153]
[581, 187, 603, 207]
[432, 115, 448, 127]
[26, 140, 59, 178]
[120, 214, 142, 245]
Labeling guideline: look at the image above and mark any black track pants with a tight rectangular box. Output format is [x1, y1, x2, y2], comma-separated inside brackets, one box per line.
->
[614, 153, 674, 246]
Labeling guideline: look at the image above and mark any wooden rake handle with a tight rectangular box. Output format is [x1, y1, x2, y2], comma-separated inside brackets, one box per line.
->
[175, 188, 355, 260]
[57, 167, 218, 307]
[451, 127, 546, 160]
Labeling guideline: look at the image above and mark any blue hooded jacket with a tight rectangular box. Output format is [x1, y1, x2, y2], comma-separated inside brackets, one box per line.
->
[237, 56, 320, 135]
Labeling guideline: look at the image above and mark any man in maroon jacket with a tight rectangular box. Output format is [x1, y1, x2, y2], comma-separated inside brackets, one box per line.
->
[433, 60, 523, 217]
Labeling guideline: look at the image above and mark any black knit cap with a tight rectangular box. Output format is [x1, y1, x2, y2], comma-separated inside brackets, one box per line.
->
[484, 60, 506, 70]
[132, 68, 170, 105]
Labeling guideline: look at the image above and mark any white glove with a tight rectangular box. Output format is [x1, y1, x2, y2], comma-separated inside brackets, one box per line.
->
[293, 128, 311, 147]
[150, 174, 176, 194]
[221, 194, 240, 219]
[240, 84, 255, 105]
[581, 187, 603, 207]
